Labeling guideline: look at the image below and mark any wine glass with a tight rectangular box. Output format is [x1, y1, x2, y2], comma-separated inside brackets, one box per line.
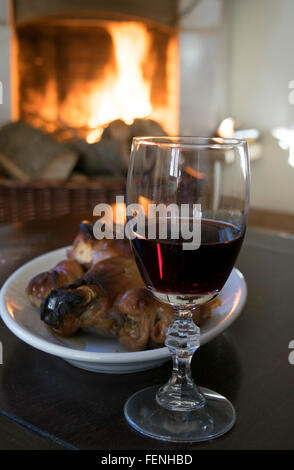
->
[124, 136, 250, 442]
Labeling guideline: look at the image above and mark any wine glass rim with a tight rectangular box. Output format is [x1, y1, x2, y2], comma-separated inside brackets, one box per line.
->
[132, 136, 247, 148]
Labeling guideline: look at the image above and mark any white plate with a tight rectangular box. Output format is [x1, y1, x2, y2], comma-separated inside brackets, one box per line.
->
[0, 247, 247, 374]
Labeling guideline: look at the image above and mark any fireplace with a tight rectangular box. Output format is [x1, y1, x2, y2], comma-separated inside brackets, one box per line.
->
[0, 0, 227, 223]
[0, 0, 225, 139]
[13, 1, 179, 143]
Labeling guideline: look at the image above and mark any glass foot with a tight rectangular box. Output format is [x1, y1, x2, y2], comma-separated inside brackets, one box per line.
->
[124, 385, 236, 443]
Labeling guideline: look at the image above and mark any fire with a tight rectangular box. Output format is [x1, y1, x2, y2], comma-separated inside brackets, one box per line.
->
[111, 202, 126, 225]
[71, 22, 177, 143]
[87, 22, 153, 141]
[184, 166, 205, 180]
[138, 195, 153, 215]
[86, 127, 104, 144]
[23, 21, 178, 142]
[111, 196, 152, 224]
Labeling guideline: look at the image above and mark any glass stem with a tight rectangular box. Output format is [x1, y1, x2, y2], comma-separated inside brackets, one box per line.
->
[156, 309, 206, 411]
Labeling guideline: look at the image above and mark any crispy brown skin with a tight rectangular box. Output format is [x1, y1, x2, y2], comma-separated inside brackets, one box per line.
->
[40, 256, 144, 338]
[192, 295, 221, 326]
[29, 220, 214, 349]
[67, 220, 132, 268]
[116, 288, 174, 351]
[26, 259, 84, 308]
[40, 256, 175, 348]
[40, 281, 109, 337]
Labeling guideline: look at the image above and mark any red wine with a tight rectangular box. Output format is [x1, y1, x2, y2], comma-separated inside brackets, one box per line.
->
[131, 219, 244, 296]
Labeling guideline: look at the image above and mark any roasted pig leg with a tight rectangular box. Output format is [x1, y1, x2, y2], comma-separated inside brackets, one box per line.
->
[41, 281, 109, 337]
[116, 289, 216, 351]
[26, 259, 84, 308]
[41, 256, 144, 337]
[116, 288, 174, 351]
[67, 220, 132, 268]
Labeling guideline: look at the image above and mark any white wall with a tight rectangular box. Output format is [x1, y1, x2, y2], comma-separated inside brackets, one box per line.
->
[227, 0, 294, 213]
[179, 0, 226, 135]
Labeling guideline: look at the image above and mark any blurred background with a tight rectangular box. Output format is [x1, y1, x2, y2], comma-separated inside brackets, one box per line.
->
[0, 0, 293, 232]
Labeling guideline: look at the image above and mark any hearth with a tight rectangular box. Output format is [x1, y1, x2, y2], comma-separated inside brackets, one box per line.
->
[0, 0, 226, 223]
[14, 0, 179, 143]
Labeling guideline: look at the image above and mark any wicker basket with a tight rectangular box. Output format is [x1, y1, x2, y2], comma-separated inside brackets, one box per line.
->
[0, 178, 126, 224]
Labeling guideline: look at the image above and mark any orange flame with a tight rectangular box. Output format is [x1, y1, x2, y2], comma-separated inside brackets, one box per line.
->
[138, 195, 153, 215]
[87, 22, 152, 141]
[111, 202, 126, 225]
[31, 22, 178, 142]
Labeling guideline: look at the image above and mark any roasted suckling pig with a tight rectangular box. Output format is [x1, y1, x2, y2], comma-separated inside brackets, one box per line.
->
[26, 220, 214, 351]
[40, 256, 145, 337]
[67, 220, 132, 268]
[116, 288, 174, 351]
[26, 259, 84, 308]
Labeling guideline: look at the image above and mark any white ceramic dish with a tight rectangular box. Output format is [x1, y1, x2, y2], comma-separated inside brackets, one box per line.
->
[0, 247, 247, 374]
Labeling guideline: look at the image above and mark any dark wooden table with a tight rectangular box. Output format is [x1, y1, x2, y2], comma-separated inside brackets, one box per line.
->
[0, 214, 293, 450]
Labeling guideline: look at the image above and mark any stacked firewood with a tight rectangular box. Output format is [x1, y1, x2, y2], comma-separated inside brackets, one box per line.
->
[71, 118, 166, 176]
[0, 119, 166, 181]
